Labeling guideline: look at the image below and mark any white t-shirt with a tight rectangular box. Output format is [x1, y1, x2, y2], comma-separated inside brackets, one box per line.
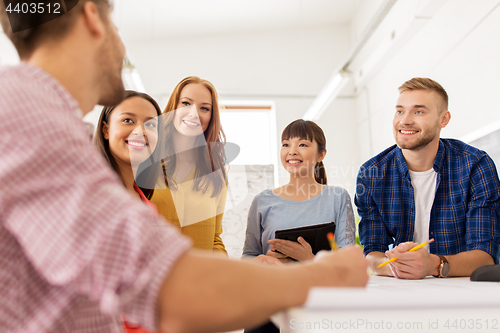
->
[409, 168, 437, 250]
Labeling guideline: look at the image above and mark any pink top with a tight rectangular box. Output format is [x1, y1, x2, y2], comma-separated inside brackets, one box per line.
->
[0, 63, 191, 333]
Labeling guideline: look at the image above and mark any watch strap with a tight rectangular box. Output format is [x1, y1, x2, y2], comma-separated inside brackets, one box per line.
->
[435, 254, 449, 278]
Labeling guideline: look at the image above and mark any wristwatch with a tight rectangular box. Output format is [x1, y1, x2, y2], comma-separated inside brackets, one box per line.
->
[434, 254, 450, 278]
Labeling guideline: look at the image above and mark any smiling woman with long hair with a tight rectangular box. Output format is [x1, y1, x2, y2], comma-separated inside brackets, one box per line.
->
[151, 76, 228, 254]
[94, 90, 164, 333]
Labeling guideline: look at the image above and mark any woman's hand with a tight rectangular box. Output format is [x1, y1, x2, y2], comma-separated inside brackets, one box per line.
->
[267, 237, 315, 262]
[265, 248, 295, 264]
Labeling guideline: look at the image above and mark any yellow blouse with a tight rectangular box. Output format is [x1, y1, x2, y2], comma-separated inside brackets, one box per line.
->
[151, 168, 227, 254]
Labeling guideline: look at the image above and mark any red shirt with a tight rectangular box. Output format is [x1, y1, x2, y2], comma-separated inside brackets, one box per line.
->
[134, 183, 158, 217]
[124, 185, 160, 333]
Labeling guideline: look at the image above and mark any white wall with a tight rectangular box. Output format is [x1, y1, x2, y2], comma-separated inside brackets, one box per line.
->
[124, 25, 350, 100]
[0, 32, 19, 65]
[353, 0, 500, 163]
[318, 97, 358, 196]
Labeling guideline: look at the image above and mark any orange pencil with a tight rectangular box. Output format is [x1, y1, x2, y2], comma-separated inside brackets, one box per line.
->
[327, 232, 338, 251]
[378, 238, 435, 268]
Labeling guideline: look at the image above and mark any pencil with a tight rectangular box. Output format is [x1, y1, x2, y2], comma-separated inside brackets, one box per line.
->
[327, 232, 338, 251]
[378, 238, 435, 268]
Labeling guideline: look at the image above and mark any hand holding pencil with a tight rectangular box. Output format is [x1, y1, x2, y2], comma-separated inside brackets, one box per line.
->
[378, 238, 435, 268]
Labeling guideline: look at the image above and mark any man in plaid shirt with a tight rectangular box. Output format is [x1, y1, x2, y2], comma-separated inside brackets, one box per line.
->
[356, 77, 500, 280]
[0, 1, 369, 332]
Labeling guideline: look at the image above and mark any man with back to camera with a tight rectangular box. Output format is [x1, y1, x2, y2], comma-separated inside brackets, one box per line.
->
[355, 77, 500, 279]
[0, 1, 368, 332]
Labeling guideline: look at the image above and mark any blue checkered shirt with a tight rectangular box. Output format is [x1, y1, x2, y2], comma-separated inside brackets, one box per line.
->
[355, 139, 500, 263]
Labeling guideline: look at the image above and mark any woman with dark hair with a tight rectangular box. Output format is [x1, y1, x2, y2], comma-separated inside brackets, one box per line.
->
[94, 90, 163, 202]
[242, 119, 356, 333]
[243, 119, 356, 260]
[94, 90, 164, 333]
[151, 76, 228, 253]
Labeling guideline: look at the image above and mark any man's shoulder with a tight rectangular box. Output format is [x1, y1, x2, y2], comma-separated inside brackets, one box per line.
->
[0, 64, 28, 91]
[0, 64, 51, 104]
[0, 64, 78, 119]
[0, 63, 40, 83]
[358, 144, 399, 179]
[441, 138, 489, 161]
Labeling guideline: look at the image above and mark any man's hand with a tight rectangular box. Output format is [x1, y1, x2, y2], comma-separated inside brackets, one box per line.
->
[267, 237, 315, 261]
[251, 255, 285, 266]
[385, 241, 440, 279]
[158, 246, 369, 333]
[313, 245, 369, 287]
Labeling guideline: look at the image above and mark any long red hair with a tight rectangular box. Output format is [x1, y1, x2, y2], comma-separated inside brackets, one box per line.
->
[161, 76, 227, 197]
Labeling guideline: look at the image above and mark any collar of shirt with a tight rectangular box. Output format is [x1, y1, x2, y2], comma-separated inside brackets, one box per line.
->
[395, 139, 446, 179]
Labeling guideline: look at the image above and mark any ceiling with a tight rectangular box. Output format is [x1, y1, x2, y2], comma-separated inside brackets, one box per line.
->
[112, 0, 363, 41]
[1, 1, 363, 63]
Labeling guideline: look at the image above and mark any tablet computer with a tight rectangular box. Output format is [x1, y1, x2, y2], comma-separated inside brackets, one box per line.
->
[274, 221, 336, 255]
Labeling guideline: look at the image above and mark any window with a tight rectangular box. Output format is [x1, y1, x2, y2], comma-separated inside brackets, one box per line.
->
[219, 101, 278, 258]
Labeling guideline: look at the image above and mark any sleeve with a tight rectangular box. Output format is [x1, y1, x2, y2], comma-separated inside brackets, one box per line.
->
[465, 154, 500, 263]
[213, 183, 228, 254]
[213, 216, 228, 254]
[242, 195, 264, 257]
[214, 219, 227, 255]
[335, 189, 356, 247]
[355, 169, 393, 255]
[1, 103, 191, 331]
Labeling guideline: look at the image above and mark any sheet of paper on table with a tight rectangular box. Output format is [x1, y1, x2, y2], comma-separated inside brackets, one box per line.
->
[304, 275, 500, 310]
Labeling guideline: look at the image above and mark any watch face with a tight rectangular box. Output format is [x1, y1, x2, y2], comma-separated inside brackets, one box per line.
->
[442, 262, 451, 277]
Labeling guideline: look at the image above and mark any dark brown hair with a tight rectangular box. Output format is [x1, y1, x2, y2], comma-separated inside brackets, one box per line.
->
[281, 119, 327, 185]
[398, 77, 449, 113]
[0, 0, 111, 59]
[162, 76, 227, 197]
[94, 90, 163, 200]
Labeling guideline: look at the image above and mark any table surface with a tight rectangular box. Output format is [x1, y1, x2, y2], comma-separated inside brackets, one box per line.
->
[273, 275, 500, 333]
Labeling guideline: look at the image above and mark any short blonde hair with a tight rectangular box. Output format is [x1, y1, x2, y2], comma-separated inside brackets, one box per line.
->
[398, 77, 448, 112]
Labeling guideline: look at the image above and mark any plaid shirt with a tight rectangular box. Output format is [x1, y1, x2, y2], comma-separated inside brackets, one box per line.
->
[355, 139, 500, 263]
[0, 63, 191, 333]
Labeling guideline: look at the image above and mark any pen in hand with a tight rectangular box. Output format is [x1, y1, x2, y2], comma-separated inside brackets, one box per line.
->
[378, 238, 435, 268]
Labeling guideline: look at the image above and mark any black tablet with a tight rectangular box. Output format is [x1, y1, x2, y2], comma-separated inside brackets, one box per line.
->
[274, 221, 336, 255]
